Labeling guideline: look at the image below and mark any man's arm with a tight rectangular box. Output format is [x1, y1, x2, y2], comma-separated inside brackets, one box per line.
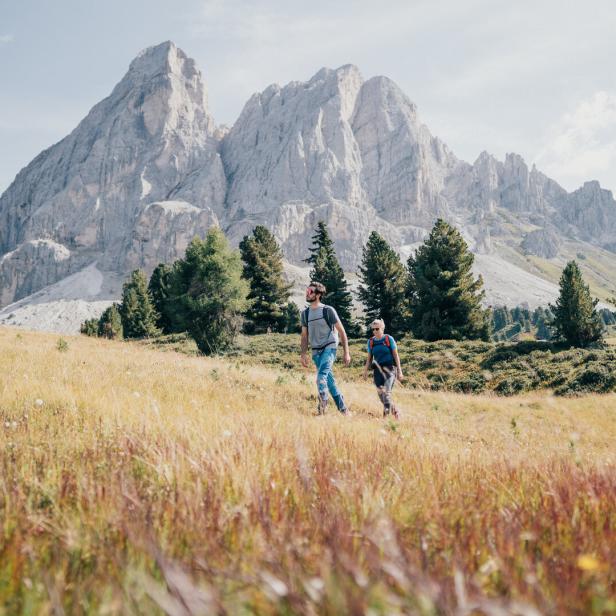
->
[334, 321, 351, 366]
[300, 326, 309, 367]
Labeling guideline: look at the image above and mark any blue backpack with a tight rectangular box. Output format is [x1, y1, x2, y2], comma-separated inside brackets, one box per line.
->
[369, 334, 394, 361]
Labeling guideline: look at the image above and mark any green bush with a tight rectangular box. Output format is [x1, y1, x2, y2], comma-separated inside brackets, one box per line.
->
[494, 376, 536, 396]
[452, 373, 487, 393]
[556, 363, 616, 396]
[80, 319, 99, 337]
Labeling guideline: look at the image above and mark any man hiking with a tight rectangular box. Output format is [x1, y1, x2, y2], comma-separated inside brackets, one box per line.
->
[362, 318, 404, 419]
[300, 282, 351, 415]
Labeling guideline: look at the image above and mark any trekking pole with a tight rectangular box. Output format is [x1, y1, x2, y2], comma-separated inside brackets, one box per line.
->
[372, 358, 399, 419]
[372, 357, 391, 379]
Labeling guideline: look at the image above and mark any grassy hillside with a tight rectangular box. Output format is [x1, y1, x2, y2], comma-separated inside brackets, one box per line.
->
[145, 332, 616, 396]
[1, 327, 615, 614]
[492, 232, 616, 306]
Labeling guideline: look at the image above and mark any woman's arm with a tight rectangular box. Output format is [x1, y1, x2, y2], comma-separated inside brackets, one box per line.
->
[392, 348, 404, 381]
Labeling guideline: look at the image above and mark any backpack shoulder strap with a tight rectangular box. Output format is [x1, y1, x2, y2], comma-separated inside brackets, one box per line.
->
[385, 335, 391, 347]
[322, 306, 336, 329]
[302, 307, 310, 328]
[369, 336, 375, 350]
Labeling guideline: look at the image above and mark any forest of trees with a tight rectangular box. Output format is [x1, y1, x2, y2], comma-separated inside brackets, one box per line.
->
[82, 219, 614, 352]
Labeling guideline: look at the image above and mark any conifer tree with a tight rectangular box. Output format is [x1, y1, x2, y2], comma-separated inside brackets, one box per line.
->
[550, 260, 603, 347]
[283, 301, 301, 333]
[119, 270, 160, 339]
[239, 225, 292, 333]
[406, 219, 490, 341]
[80, 318, 99, 337]
[148, 263, 174, 334]
[97, 303, 123, 339]
[173, 229, 249, 354]
[536, 316, 552, 340]
[357, 231, 407, 338]
[491, 306, 511, 333]
[305, 221, 358, 336]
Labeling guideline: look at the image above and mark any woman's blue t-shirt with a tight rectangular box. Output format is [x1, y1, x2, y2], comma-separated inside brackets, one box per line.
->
[367, 335, 397, 366]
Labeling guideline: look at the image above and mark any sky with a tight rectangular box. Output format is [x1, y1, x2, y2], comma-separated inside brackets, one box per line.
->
[1, 0, 615, 194]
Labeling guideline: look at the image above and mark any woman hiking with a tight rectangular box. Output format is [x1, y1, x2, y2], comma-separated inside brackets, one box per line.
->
[362, 318, 404, 418]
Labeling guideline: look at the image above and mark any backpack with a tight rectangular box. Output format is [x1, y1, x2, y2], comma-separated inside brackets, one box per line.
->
[369, 335, 394, 362]
[303, 305, 336, 330]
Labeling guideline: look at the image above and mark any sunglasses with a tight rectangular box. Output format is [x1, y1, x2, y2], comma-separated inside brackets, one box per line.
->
[371, 327, 381, 331]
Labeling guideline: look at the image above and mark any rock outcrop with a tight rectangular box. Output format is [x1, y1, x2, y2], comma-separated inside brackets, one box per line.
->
[557, 181, 616, 247]
[521, 228, 562, 258]
[0, 239, 72, 306]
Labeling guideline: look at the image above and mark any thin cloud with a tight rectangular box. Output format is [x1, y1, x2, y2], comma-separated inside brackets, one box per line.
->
[0, 34, 14, 44]
[535, 91, 616, 193]
[188, 0, 489, 110]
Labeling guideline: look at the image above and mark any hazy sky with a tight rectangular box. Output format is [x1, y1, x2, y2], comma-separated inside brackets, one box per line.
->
[1, 0, 615, 194]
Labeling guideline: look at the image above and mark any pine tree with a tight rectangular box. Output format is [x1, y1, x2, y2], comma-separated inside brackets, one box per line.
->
[97, 303, 123, 339]
[283, 301, 301, 333]
[305, 221, 358, 336]
[406, 219, 491, 341]
[550, 260, 603, 347]
[492, 306, 511, 333]
[119, 270, 160, 339]
[80, 318, 99, 337]
[536, 316, 552, 340]
[173, 229, 249, 354]
[148, 263, 175, 334]
[239, 226, 292, 333]
[357, 231, 407, 338]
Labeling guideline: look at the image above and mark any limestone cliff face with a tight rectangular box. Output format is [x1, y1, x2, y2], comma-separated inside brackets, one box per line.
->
[1, 41, 615, 311]
[0, 41, 225, 304]
[557, 181, 616, 246]
[0, 240, 72, 306]
[352, 75, 458, 226]
[521, 228, 562, 258]
[221, 66, 456, 265]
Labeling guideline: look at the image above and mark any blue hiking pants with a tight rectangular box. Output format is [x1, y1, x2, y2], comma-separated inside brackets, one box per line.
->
[312, 347, 346, 412]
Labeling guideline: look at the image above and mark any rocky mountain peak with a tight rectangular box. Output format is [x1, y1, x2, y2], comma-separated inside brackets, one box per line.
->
[0, 42, 226, 305]
[578, 180, 607, 196]
[309, 64, 362, 86]
[128, 41, 182, 76]
[111, 40, 213, 138]
[557, 179, 616, 245]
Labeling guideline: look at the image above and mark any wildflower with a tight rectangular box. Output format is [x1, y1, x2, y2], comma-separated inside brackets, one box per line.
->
[34, 399, 44, 407]
[261, 572, 288, 597]
[577, 554, 602, 571]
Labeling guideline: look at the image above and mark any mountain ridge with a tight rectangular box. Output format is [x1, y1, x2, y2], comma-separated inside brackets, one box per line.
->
[0, 41, 615, 332]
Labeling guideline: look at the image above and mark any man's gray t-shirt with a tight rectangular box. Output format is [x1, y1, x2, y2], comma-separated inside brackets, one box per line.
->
[301, 304, 340, 351]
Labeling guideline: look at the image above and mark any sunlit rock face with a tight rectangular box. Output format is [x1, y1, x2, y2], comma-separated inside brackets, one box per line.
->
[0, 41, 225, 304]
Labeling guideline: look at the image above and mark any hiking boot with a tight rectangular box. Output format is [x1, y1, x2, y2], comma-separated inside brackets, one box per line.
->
[339, 407, 350, 417]
[392, 405, 400, 420]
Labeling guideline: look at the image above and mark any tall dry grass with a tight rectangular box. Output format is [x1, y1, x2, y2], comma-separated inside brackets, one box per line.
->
[0, 327, 615, 614]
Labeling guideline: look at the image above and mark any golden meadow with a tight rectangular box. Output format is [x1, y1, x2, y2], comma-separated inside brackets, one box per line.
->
[1, 327, 615, 614]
